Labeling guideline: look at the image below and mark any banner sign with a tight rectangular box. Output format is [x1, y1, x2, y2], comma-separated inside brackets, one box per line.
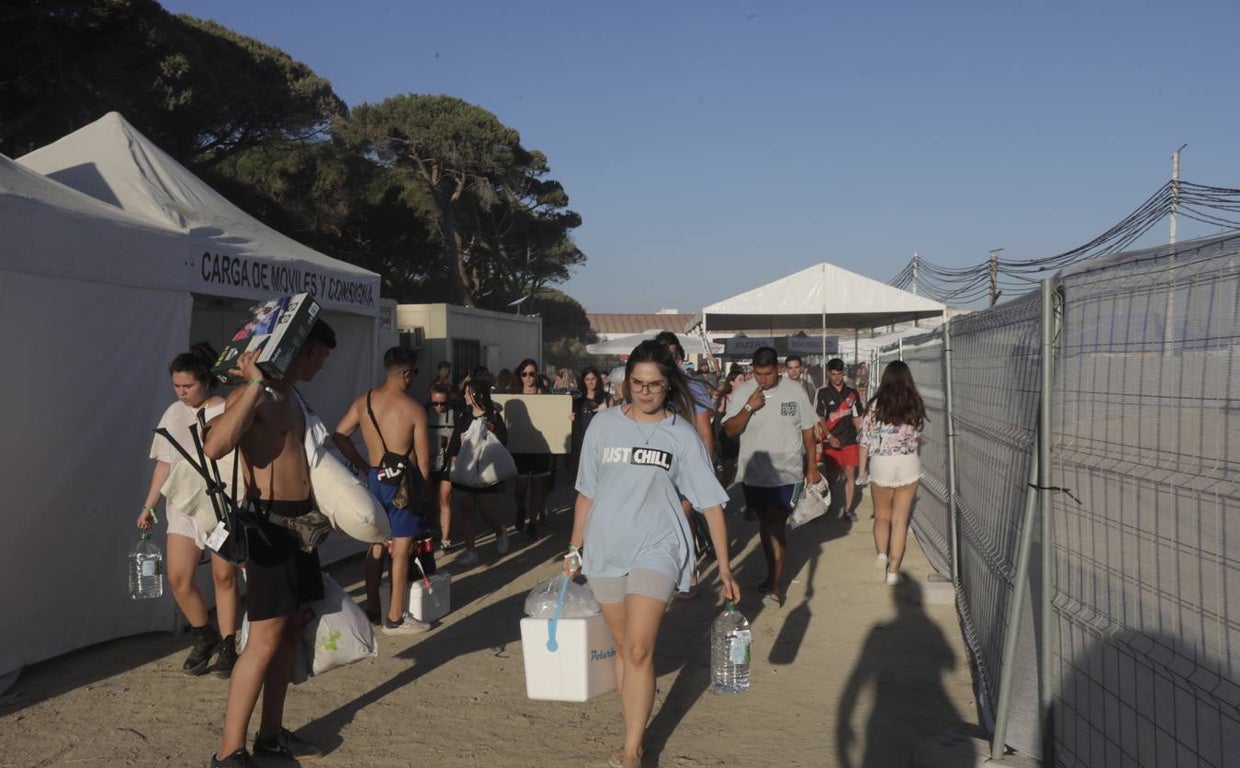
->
[786, 334, 839, 355]
[724, 336, 775, 356]
[197, 251, 377, 312]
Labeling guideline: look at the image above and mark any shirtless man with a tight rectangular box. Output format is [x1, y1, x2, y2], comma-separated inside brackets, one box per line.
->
[332, 347, 432, 635]
[203, 319, 336, 767]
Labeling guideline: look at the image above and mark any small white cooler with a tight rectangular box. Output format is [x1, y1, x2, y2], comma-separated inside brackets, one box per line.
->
[520, 614, 617, 702]
[379, 571, 451, 623]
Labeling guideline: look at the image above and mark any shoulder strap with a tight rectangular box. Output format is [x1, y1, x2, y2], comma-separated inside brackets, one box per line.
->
[366, 389, 392, 453]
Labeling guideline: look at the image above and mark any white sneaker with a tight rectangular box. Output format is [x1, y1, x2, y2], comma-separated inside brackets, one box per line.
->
[495, 529, 510, 555]
[382, 612, 432, 635]
[457, 550, 480, 567]
[874, 553, 889, 569]
[885, 570, 904, 586]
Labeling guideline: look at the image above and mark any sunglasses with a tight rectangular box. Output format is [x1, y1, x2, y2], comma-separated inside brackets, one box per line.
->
[521, 371, 537, 377]
[431, 401, 448, 408]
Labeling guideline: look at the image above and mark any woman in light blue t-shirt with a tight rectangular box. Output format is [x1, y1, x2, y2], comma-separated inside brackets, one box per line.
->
[566, 340, 738, 768]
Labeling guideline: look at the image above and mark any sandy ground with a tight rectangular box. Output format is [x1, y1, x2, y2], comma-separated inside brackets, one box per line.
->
[0, 485, 979, 768]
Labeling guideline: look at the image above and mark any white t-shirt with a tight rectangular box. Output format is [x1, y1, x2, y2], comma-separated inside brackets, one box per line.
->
[723, 376, 816, 487]
[150, 399, 226, 466]
[575, 407, 729, 591]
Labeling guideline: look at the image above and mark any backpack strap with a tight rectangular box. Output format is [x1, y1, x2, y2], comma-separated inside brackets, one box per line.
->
[366, 389, 392, 454]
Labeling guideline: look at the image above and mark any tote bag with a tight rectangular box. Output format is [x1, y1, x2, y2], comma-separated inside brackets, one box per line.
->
[450, 417, 518, 488]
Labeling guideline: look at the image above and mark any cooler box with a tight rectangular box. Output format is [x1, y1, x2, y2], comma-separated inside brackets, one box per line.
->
[379, 571, 451, 623]
[520, 614, 617, 702]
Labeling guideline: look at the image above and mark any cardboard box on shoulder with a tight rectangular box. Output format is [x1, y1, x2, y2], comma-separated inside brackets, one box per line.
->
[212, 293, 321, 384]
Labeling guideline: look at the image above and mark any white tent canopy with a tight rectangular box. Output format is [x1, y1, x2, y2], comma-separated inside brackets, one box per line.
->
[586, 329, 723, 356]
[701, 261, 946, 332]
[18, 112, 382, 451]
[0, 155, 193, 678]
[19, 112, 379, 315]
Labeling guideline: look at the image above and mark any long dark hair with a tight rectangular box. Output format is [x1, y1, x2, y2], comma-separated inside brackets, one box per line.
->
[869, 360, 925, 428]
[168, 342, 219, 389]
[578, 366, 608, 405]
[464, 374, 499, 415]
[623, 340, 696, 418]
[514, 358, 544, 393]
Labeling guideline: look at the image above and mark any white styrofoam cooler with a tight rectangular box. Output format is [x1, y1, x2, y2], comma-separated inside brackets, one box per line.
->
[520, 613, 617, 702]
[378, 571, 451, 623]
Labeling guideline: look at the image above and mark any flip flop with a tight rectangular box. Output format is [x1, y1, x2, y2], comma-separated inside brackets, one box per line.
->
[762, 593, 782, 608]
[608, 747, 643, 768]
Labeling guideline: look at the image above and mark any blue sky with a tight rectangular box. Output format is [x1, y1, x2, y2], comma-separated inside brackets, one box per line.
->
[164, 0, 1240, 312]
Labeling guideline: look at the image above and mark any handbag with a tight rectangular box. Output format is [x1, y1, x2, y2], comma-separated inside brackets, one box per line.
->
[449, 416, 517, 488]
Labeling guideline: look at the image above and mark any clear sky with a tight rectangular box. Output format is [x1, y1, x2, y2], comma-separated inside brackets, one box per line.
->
[163, 0, 1240, 312]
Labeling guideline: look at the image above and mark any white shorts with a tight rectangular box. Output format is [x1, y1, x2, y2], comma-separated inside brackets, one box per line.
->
[869, 454, 921, 488]
[166, 505, 211, 550]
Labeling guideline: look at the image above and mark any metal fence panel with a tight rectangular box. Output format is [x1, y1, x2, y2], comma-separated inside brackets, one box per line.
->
[1050, 235, 1240, 767]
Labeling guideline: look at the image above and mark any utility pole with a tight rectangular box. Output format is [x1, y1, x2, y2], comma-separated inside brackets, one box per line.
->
[912, 252, 919, 296]
[1170, 144, 1187, 245]
[989, 248, 1003, 306]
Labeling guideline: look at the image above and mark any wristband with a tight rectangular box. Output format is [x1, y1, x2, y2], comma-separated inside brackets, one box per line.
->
[567, 544, 581, 555]
[246, 378, 268, 387]
[743, 403, 753, 413]
[141, 505, 156, 512]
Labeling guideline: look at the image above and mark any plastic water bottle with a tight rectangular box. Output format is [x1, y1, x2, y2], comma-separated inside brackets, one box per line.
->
[129, 533, 164, 600]
[710, 601, 751, 693]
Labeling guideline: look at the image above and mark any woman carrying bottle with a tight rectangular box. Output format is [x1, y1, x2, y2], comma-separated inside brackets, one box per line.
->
[137, 343, 241, 677]
[566, 340, 739, 768]
[445, 375, 510, 567]
[856, 360, 925, 585]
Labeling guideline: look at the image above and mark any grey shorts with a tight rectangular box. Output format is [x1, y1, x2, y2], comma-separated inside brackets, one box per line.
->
[588, 569, 676, 605]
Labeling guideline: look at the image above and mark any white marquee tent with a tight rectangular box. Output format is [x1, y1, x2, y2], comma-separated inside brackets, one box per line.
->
[18, 112, 383, 425]
[3, 114, 385, 683]
[700, 262, 947, 364]
[585, 329, 723, 356]
[0, 154, 194, 680]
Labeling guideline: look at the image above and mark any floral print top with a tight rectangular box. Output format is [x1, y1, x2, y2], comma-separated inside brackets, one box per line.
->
[858, 405, 922, 456]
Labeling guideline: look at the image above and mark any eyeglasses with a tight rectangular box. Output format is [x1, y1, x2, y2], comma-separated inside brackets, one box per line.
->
[629, 378, 667, 394]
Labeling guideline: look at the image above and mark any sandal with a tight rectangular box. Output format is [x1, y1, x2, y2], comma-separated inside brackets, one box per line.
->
[608, 747, 643, 768]
[762, 592, 782, 608]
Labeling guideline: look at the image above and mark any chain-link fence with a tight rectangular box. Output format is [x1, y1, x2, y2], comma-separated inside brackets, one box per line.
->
[878, 233, 1240, 765]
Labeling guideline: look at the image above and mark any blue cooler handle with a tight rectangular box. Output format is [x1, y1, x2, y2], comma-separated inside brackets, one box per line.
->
[546, 576, 570, 652]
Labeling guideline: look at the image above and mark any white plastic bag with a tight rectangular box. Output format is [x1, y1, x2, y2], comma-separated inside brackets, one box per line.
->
[788, 479, 830, 529]
[450, 418, 518, 488]
[524, 575, 600, 619]
[239, 573, 379, 682]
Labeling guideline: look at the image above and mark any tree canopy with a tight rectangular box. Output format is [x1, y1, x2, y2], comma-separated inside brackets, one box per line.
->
[341, 94, 585, 309]
[0, 0, 344, 160]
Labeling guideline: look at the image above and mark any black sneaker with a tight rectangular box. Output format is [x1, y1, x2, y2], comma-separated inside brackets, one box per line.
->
[183, 625, 221, 676]
[253, 728, 323, 761]
[213, 635, 238, 679]
[514, 505, 527, 532]
[209, 748, 254, 767]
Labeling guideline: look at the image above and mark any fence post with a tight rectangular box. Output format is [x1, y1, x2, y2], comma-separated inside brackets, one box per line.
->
[990, 436, 1041, 759]
[1039, 280, 1059, 747]
[942, 317, 960, 587]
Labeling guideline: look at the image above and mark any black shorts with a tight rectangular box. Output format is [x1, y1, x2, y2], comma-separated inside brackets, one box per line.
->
[513, 453, 552, 476]
[245, 499, 325, 621]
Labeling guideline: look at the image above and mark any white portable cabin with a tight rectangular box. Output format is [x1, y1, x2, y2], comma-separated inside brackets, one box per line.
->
[395, 303, 543, 393]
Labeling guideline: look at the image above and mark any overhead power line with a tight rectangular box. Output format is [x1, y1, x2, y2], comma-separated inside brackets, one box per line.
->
[888, 178, 1240, 305]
